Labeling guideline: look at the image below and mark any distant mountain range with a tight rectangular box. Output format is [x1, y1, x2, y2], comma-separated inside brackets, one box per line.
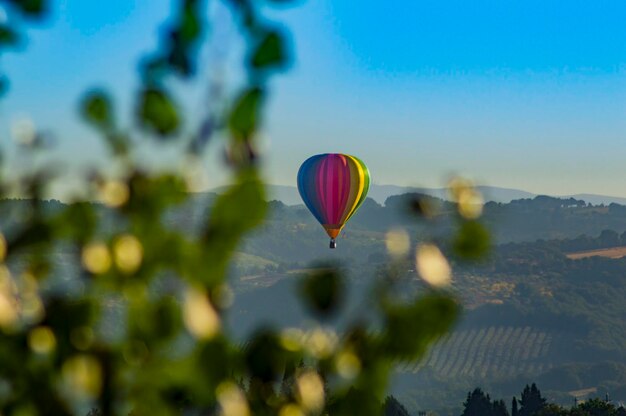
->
[209, 184, 626, 206]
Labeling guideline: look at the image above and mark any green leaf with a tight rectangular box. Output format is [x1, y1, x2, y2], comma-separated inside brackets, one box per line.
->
[8, 0, 46, 15]
[0, 76, 8, 97]
[453, 220, 491, 259]
[164, 2, 203, 76]
[6, 221, 53, 255]
[198, 338, 234, 391]
[407, 195, 439, 219]
[200, 170, 267, 283]
[137, 88, 180, 137]
[124, 172, 187, 226]
[300, 266, 344, 318]
[328, 387, 385, 416]
[228, 87, 264, 141]
[54, 202, 97, 244]
[43, 297, 96, 356]
[381, 294, 459, 360]
[0, 25, 19, 46]
[244, 330, 286, 382]
[251, 31, 287, 69]
[80, 91, 131, 154]
[154, 296, 182, 339]
[180, 3, 201, 43]
[81, 90, 113, 130]
[128, 296, 182, 342]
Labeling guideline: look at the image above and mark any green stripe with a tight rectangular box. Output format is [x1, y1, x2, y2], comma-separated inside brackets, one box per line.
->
[345, 155, 370, 222]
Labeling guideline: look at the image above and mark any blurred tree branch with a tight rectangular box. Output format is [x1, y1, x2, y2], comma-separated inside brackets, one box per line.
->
[0, 1, 490, 415]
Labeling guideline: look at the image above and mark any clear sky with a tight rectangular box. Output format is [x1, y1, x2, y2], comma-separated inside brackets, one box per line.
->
[2, 0, 626, 198]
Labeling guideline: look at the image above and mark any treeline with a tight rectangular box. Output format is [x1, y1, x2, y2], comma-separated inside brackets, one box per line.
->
[555, 230, 626, 253]
[499, 230, 626, 255]
[456, 383, 626, 416]
[248, 193, 626, 264]
[466, 229, 626, 279]
[371, 194, 626, 245]
[387, 383, 626, 416]
[7, 193, 626, 265]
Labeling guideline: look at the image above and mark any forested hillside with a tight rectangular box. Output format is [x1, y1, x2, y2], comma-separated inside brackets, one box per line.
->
[225, 194, 626, 414]
[2, 194, 626, 414]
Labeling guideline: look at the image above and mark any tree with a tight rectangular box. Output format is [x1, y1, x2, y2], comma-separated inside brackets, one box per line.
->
[383, 396, 412, 416]
[599, 229, 620, 248]
[569, 409, 592, 416]
[493, 399, 510, 416]
[536, 404, 567, 416]
[519, 384, 547, 416]
[513, 397, 519, 416]
[462, 388, 494, 416]
[578, 398, 618, 416]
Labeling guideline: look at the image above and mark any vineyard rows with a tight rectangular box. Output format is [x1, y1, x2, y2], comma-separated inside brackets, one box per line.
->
[401, 326, 557, 379]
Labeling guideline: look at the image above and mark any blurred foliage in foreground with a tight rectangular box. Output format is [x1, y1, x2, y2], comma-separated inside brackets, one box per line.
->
[0, 0, 489, 414]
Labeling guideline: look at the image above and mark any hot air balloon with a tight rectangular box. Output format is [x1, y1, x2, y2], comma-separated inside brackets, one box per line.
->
[297, 153, 371, 248]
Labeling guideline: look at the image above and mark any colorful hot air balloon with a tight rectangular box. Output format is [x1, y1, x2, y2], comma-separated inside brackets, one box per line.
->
[297, 153, 371, 248]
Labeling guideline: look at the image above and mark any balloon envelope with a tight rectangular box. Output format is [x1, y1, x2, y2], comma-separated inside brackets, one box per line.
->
[297, 153, 370, 243]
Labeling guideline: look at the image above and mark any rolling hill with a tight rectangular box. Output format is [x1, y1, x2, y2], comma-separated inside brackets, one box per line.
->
[208, 184, 626, 207]
[3, 193, 626, 414]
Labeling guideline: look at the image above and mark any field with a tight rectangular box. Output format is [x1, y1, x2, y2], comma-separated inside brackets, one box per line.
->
[400, 326, 559, 380]
[566, 246, 626, 260]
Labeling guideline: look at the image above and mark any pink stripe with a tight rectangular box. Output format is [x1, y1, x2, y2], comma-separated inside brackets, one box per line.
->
[328, 155, 338, 223]
[336, 155, 351, 222]
[333, 157, 343, 224]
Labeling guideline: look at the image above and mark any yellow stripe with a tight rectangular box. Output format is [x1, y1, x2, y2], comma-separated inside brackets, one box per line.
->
[340, 155, 365, 224]
[345, 156, 369, 223]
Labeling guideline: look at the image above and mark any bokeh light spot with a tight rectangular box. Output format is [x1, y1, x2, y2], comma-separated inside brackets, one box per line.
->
[449, 177, 484, 219]
[0, 233, 6, 263]
[216, 382, 249, 416]
[296, 370, 325, 414]
[385, 228, 410, 257]
[280, 328, 304, 352]
[335, 349, 361, 380]
[279, 404, 305, 416]
[82, 242, 111, 274]
[303, 327, 337, 359]
[99, 180, 129, 208]
[416, 244, 451, 287]
[28, 326, 56, 354]
[184, 286, 220, 340]
[113, 235, 143, 274]
[62, 355, 102, 399]
[0, 267, 17, 329]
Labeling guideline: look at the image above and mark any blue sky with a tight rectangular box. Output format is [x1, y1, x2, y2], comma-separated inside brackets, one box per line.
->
[2, 0, 626, 198]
